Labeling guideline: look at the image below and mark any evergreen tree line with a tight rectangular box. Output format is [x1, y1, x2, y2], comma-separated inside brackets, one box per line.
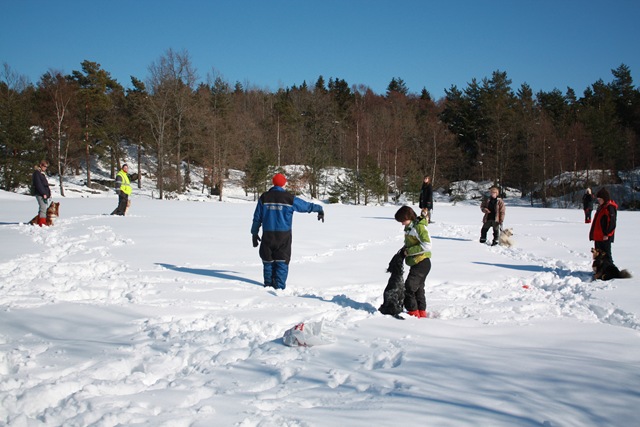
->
[1, 49, 638, 204]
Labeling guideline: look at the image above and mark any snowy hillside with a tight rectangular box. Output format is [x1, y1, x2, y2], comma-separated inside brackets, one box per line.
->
[22, 153, 640, 211]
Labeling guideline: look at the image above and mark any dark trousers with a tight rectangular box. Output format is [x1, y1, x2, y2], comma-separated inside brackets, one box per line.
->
[404, 258, 431, 311]
[594, 240, 613, 263]
[259, 231, 292, 289]
[480, 220, 500, 243]
[113, 192, 128, 216]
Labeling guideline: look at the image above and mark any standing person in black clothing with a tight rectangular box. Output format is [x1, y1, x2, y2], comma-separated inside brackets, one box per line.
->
[419, 175, 433, 222]
[479, 186, 506, 246]
[32, 160, 51, 227]
[582, 188, 594, 223]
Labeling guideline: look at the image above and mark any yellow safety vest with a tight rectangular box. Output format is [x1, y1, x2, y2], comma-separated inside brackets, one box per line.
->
[117, 170, 132, 195]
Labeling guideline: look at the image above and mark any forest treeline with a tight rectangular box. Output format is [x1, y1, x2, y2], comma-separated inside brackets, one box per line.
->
[1, 49, 639, 203]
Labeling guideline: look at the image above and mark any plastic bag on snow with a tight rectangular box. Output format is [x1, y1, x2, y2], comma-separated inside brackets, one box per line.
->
[282, 321, 334, 347]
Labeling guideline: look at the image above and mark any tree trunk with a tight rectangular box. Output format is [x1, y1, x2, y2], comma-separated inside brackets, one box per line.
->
[85, 102, 92, 187]
[137, 139, 142, 189]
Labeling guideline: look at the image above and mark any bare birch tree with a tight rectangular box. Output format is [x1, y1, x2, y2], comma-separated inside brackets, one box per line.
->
[38, 71, 76, 197]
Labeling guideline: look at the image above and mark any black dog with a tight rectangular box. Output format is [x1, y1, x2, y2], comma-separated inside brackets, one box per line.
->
[591, 248, 632, 281]
[379, 248, 406, 319]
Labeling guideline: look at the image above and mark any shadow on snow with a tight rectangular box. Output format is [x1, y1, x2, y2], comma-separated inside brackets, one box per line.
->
[156, 263, 264, 287]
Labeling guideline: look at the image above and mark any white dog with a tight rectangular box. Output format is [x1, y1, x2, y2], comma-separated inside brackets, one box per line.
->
[498, 228, 515, 247]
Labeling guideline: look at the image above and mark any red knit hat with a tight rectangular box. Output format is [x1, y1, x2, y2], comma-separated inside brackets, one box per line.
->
[272, 173, 287, 187]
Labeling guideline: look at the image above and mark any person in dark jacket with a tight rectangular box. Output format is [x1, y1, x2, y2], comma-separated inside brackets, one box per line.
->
[419, 175, 433, 222]
[582, 188, 594, 223]
[32, 160, 51, 226]
[479, 186, 506, 246]
[251, 173, 325, 290]
[589, 187, 618, 263]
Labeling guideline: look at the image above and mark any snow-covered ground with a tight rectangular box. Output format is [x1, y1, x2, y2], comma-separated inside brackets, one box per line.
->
[1, 181, 639, 426]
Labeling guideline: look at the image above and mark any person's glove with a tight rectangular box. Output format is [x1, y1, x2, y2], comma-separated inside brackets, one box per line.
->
[252, 234, 261, 247]
[317, 211, 325, 223]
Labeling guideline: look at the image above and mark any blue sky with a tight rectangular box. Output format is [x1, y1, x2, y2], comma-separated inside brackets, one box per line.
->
[2, 0, 639, 99]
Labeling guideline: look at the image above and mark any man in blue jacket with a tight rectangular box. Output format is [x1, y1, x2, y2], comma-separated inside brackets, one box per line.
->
[251, 173, 325, 290]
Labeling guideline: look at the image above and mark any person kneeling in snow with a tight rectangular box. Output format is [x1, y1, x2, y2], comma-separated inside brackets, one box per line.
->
[395, 206, 432, 318]
[251, 173, 325, 290]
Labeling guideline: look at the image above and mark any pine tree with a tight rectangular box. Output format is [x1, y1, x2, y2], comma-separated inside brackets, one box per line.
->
[0, 65, 39, 191]
[386, 77, 408, 96]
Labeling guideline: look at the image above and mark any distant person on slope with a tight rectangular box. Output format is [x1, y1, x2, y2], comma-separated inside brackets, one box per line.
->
[251, 173, 325, 290]
[419, 175, 433, 223]
[395, 206, 432, 318]
[112, 164, 131, 216]
[589, 187, 618, 263]
[582, 188, 594, 223]
[479, 186, 505, 246]
[32, 160, 51, 226]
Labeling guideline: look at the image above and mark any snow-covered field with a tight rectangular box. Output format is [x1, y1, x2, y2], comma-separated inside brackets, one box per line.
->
[1, 187, 639, 426]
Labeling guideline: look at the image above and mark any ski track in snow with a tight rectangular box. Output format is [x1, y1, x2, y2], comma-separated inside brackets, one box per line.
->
[1, 208, 638, 426]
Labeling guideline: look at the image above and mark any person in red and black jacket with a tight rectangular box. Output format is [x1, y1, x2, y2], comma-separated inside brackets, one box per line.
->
[589, 187, 618, 263]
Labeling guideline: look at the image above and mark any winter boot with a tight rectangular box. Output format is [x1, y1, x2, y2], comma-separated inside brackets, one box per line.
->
[418, 310, 428, 318]
[407, 310, 421, 318]
[38, 217, 47, 227]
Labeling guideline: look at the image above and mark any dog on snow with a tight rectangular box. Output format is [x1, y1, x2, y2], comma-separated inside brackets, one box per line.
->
[378, 248, 406, 319]
[498, 227, 515, 247]
[28, 201, 60, 226]
[591, 248, 631, 281]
